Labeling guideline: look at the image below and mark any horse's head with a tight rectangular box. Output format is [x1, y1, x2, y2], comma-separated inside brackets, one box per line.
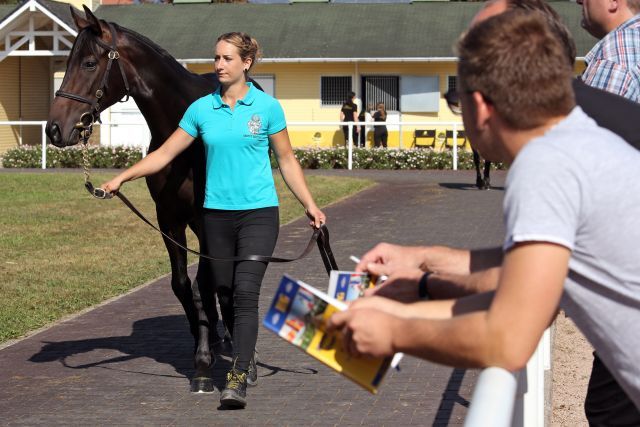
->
[46, 6, 131, 147]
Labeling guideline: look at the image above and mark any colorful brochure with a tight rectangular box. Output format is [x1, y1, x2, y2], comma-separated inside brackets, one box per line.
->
[263, 275, 392, 394]
[327, 271, 404, 370]
[327, 271, 376, 302]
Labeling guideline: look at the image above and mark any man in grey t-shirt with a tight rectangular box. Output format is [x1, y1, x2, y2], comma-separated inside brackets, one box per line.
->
[327, 10, 640, 413]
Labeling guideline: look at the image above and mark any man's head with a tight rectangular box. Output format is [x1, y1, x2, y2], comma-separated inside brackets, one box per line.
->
[456, 10, 575, 159]
[473, 0, 576, 65]
[577, 0, 640, 39]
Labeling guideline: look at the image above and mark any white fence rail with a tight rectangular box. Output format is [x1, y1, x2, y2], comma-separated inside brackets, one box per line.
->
[1, 120, 465, 171]
[288, 121, 465, 170]
[0, 121, 149, 169]
[465, 329, 552, 427]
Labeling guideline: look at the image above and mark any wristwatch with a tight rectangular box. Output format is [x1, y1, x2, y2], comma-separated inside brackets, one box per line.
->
[418, 272, 431, 300]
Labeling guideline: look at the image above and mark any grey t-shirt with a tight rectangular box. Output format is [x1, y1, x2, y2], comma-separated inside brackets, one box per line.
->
[503, 107, 640, 407]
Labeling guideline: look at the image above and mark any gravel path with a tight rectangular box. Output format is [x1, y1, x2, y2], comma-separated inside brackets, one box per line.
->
[551, 313, 593, 426]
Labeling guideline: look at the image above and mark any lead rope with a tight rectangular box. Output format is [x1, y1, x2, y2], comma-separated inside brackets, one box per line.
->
[79, 140, 337, 269]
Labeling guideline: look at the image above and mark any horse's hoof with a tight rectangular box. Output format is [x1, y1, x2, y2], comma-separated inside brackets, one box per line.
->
[213, 338, 233, 357]
[476, 178, 484, 189]
[190, 376, 216, 393]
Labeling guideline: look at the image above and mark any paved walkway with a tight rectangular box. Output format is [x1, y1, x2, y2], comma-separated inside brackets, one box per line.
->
[0, 169, 506, 426]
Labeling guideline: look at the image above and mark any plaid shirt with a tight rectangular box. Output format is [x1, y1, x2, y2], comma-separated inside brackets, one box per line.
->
[583, 14, 640, 103]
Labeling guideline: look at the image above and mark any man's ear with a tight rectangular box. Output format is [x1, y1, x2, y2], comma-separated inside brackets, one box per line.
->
[472, 91, 493, 131]
[608, 0, 620, 13]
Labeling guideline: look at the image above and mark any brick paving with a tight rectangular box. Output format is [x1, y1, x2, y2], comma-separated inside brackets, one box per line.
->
[0, 169, 506, 426]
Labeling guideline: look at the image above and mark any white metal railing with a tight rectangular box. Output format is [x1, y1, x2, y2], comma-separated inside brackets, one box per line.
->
[287, 120, 465, 170]
[1, 120, 465, 171]
[465, 329, 551, 427]
[0, 121, 149, 169]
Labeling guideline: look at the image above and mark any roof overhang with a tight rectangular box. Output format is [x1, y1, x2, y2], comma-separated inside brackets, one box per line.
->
[0, 0, 77, 62]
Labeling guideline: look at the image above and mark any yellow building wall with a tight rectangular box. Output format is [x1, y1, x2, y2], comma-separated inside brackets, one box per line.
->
[0, 58, 20, 155]
[189, 61, 463, 149]
[189, 58, 587, 150]
[21, 57, 51, 146]
[0, 57, 53, 157]
[55, 0, 94, 11]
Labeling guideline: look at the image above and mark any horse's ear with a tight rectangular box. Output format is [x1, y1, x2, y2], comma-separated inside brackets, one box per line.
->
[70, 5, 103, 36]
[70, 6, 90, 31]
[82, 5, 103, 36]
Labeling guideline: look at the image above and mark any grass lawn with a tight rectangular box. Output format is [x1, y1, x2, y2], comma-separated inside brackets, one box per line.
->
[0, 171, 373, 343]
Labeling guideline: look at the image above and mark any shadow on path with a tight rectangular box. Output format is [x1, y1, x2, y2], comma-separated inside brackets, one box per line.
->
[433, 368, 471, 426]
[439, 182, 505, 191]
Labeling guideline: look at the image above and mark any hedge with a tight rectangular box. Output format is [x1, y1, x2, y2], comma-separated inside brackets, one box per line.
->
[2, 145, 504, 170]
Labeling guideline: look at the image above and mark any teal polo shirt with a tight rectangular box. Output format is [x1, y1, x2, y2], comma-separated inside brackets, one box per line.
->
[179, 82, 286, 210]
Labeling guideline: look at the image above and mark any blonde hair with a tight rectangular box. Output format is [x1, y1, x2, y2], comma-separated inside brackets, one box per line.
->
[216, 32, 262, 72]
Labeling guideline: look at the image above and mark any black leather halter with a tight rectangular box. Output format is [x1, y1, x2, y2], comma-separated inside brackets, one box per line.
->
[55, 22, 131, 131]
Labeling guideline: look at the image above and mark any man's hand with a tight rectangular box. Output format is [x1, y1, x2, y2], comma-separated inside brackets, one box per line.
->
[363, 267, 424, 303]
[356, 243, 427, 272]
[327, 308, 398, 358]
[349, 295, 406, 315]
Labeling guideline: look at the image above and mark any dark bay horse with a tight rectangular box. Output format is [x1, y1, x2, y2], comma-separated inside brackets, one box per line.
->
[46, 6, 241, 392]
[473, 150, 491, 190]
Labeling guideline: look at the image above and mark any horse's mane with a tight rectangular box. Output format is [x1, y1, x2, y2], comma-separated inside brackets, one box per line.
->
[114, 23, 181, 65]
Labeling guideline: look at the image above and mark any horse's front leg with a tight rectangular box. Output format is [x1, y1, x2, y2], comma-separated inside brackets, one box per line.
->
[157, 211, 215, 392]
[189, 220, 232, 355]
[472, 149, 484, 189]
[483, 161, 492, 190]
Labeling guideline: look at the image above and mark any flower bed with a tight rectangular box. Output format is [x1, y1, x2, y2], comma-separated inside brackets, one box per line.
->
[2, 145, 504, 170]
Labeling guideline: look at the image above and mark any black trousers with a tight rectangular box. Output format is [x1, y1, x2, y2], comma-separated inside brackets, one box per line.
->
[200, 206, 279, 372]
[585, 352, 640, 426]
[374, 129, 388, 148]
[342, 125, 359, 147]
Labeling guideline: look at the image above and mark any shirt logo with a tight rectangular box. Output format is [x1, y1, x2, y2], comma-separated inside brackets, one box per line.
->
[248, 114, 262, 135]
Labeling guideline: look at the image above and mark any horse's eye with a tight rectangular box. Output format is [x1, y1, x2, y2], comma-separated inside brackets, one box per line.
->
[82, 60, 97, 70]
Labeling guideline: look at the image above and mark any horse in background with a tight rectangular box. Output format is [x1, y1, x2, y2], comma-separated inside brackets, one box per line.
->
[473, 150, 491, 190]
[46, 6, 247, 392]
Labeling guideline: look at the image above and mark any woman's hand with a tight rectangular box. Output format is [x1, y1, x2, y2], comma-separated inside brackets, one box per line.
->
[100, 177, 124, 195]
[305, 205, 326, 229]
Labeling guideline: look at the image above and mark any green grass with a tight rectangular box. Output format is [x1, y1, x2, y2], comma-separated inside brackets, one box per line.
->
[0, 171, 373, 343]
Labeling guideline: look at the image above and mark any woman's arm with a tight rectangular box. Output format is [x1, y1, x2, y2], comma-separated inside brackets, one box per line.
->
[269, 128, 326, 228]
[101, 128, 195, 194]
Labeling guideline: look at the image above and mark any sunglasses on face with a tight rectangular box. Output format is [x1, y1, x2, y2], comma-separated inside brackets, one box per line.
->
[444, 89, 463, 116]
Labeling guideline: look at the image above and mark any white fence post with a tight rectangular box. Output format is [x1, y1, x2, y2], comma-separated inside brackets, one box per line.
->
[41, 121, 47, 169]
[347, 122, 353, 170]
[453, 123, 459, 171]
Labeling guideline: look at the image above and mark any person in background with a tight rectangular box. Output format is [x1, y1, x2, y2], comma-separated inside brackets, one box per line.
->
[340, 91, 359, 147]
[578, 0, 640, 102]
[372, 102, 388, 148]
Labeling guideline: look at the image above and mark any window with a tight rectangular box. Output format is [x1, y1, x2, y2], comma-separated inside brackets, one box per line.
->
[448, 76, 457, 92]
[362, 76, 399, 111]
[321, 76, 352, 106]
[400, 76, 440, 112]
[252, 75, 275, 97]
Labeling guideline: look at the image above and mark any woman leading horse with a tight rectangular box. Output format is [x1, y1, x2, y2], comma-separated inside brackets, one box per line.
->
[101, 32, 326, 409]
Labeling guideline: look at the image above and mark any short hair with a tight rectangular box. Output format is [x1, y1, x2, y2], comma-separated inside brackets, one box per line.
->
[505, 0, 577, 65]
[627, 0, 640, 13]
[457, 10, 575, 130]
[216, 32, 261, 71]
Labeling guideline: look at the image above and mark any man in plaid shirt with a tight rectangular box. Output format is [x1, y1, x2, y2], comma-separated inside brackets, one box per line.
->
[579, 0, 640, 102]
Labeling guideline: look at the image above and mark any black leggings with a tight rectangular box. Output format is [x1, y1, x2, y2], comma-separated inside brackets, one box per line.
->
[200, 206, 279, 372]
